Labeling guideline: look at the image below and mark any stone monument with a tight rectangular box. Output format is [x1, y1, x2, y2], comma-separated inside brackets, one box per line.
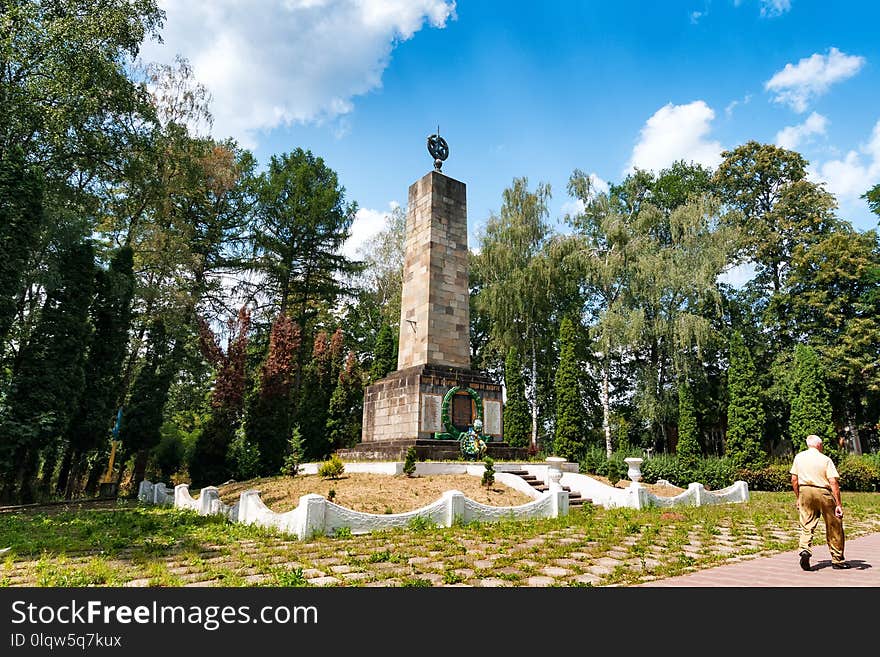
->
[339, 132, 525, 461]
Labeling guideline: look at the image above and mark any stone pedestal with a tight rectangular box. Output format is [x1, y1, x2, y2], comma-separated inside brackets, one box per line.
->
[360, 364, 502, 444]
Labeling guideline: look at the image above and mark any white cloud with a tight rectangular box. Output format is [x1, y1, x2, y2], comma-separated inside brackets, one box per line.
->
[560, 199, 585, 219]
[140, 0, 456, 148]
[718, 262, 756, 289]
[342, 202, 401, 261]
[765, 47, 865, 113]
[760, 0, 792, 17]
[774, 112, 828, 150]
[814, 119, 880, 202]
[690, 11, 704, 24]
[627, 101, 723, 174]
[724, 94, 751, 118]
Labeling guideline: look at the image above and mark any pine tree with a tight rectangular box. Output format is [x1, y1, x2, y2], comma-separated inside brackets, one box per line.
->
[676, 381, 701, 470]
[503, 346, 530, 449]
[244, 314, 301, 475]
[553, 317, 587, 462]
[58, 245, 135, 496]
[0, 240, 95, 502]
[369, 323, 396, 382]
[326, 351, 364, 450]
[725, 332, 766, 468]
[789, 344, 837, 458]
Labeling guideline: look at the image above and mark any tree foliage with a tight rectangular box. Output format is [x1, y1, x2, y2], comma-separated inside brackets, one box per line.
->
[244, 314, 301, 476]
[553, 317, 587, 461]
[725, 332, 766, 468]
[789, 344, 837, 459]
[503, 347, 530, 449]
[676, 382, 701, 470]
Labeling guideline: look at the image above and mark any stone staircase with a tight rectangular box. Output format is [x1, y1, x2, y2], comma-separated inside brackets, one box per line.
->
[506, 469, 590, 508]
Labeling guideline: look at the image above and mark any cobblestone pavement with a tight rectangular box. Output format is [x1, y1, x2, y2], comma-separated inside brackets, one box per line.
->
[4, 506, 880, 588]
[637, 530, 880, 586]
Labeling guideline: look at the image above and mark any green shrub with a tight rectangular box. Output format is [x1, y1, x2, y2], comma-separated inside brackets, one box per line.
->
[837, 455, 879, 492]
[318, 454, 345, 480]
[736, 463, 791, 491]
[579, 447, 607, 475]
[691, 457, 737, 491]
[606, 458, 624, 486]
[403, 446, 417, 477]
[639, 455, 692, 487]
[280, 427, 303, 477]
[482, 457, 495, 487]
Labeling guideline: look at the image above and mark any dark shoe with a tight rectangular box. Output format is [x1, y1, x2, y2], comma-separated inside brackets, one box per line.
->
[832, 562, 851, 569]
[799, 550, 811, 571]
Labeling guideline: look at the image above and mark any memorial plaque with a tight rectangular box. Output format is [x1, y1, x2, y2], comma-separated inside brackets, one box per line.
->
[483, 400, 502, 436]
[420, 394, 443, 433]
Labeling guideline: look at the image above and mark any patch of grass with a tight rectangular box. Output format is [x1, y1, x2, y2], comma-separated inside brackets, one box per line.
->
[332, 527, 353, 539]
[368, 549, 403, 564]
[442, 570, 464, 585]
[401, 577, 432, 587]
[407, 516, 436, 531]
[269, 567, 308, 587]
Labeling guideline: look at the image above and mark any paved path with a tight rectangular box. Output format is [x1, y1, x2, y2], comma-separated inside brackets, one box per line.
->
[638, 531, 880, 587]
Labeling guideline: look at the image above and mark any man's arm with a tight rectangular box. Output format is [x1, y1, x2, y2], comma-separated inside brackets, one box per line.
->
[830, 477, 843, 518]
[791, 474, 799, 507]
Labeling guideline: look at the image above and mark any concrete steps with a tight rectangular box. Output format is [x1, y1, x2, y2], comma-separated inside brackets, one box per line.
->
[506, 469, 591, 507]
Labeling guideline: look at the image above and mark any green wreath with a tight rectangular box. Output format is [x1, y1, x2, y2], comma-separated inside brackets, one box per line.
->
[434, 386, 483, 440]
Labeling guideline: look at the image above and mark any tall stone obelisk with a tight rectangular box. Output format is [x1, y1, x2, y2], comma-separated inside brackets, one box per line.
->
[396, 170, 471, 371]
[345, 133, 518, 460]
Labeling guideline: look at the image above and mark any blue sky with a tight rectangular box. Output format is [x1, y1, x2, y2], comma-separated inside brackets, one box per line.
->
[141, 1, 880, 259]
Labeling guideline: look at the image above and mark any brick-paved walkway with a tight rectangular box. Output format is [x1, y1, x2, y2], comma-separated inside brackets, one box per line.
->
[638, 531, 880, 587]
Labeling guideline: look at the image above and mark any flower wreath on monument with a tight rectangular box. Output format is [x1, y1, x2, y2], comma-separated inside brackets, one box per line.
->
[434, 386, 490, 460]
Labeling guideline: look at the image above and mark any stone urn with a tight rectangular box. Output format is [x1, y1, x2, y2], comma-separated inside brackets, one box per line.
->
[545, 456, 566, 492]
[624, 457, 644, 487]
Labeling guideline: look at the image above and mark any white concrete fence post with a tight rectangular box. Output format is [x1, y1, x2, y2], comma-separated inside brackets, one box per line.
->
[174, 484, 190, 508]
[688, 482, 706, 506]
[199, 487, 219, 516]
[551, 489, 569, 517]
[443, 490, 466, 526]
[298, 494, 326, 540]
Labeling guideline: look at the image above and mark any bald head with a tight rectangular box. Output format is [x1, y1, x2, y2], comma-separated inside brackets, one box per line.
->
[806, 434, 822, 449]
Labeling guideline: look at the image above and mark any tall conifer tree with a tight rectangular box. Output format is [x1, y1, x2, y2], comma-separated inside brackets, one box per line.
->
[58, 246, 135, 496]
[503, 346, 530, 449]
[0, 240, 95, 501]
[676, 381, 701, 470]
[553, 317, 587, 461]
[789, 344, 837, 458]
[725, 332, 766, 468]
[244, 314, 301, 475]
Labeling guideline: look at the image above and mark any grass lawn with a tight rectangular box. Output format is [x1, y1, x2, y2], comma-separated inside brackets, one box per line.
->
[2, 491, 879, 587]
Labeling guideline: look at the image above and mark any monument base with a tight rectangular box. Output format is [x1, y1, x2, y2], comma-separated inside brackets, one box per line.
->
[360, 364, 504, 444]
[338, 438, 528, 462]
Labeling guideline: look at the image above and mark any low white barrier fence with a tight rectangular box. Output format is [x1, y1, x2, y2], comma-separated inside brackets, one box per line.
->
[137, 478, 568, 540]
[137, 457, 748, 539]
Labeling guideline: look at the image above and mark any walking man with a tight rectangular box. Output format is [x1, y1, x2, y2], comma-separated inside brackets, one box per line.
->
[790, 434, 849, 570]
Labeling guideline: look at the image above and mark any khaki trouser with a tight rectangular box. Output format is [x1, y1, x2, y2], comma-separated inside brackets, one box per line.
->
[798, 486, 845, 563]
